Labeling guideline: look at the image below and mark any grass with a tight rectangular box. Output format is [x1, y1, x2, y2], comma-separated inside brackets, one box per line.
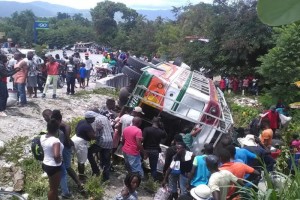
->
[3, 136, 29, 163]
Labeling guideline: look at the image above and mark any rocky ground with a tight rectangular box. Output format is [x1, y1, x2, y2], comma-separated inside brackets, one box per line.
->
[0, 82, 155, 199]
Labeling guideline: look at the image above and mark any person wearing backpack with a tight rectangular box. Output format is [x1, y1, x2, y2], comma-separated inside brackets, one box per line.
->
[40, 118, 64, 200]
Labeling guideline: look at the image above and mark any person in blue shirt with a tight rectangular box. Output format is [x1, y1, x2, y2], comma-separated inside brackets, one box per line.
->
[188, 143, 213, 189]
[79, 64, 87, 88]
[234, 146, 257, 165]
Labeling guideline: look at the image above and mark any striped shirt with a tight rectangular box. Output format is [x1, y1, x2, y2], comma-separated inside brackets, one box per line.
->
[89, 111, 114, 149]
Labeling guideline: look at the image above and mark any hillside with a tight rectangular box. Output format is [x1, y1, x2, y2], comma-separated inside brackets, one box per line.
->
[0, 1, 174, 20]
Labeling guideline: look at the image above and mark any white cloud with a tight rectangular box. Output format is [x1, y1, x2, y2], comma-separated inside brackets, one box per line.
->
[2, 0, 212, 9]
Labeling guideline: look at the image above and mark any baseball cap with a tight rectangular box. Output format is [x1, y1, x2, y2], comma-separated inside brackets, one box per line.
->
[133, 106, 144, 115]
[85, 111, 96, 119]
[205, 155, 219, 166]
[190, 185, 212, 200]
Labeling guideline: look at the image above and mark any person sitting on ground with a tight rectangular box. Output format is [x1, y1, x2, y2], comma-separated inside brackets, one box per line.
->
[71, 111, 97, 182]
[40, 119, 64, 200]
[162, 142, 194, 197]
[188, 143, 213, 189]
[259, 120, 273, 148]
[114, 173, 142, 200]
[206, 155, 244, 200]
[122, 117, 147, 177]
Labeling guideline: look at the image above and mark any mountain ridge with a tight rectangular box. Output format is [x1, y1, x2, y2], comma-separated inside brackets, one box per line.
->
[0, 1, 175, 20]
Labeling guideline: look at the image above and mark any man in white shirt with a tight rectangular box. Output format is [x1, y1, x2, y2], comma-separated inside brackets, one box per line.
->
[84, 53, 93, 87]
[206, 155, 244, 200]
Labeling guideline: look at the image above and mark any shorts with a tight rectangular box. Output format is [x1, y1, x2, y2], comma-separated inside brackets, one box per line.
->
[71, 135, 88, 164]
[42, 164, 61, 177]
[86, 70, 91, 79]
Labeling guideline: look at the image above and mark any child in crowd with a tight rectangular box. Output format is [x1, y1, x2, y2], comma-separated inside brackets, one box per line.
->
[115, 173, 141, 200]
[79, 63, 86, 88]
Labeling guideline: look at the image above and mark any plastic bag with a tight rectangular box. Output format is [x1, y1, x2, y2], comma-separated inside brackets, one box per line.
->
[154, 187, 170, 200]
[279, 113, 292, 125]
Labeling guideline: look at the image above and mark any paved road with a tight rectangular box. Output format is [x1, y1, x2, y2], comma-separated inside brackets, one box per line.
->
[49, 50, 104, 64]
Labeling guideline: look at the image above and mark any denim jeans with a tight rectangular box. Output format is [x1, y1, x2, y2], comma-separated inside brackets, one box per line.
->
[179, 174, 188, 195]
[63, 147, 72, 169]
[88, 144, 112, 181]
[66, 76, 75, 94]
[0, 81, 8, 112]
[17, 83, 26, 105]
[146, 149, 159, 179]
[123, 152, 144, 178]
[60, 162, 70, 196]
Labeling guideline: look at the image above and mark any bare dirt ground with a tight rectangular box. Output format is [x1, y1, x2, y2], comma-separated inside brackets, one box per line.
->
[0, 82, 154, 199]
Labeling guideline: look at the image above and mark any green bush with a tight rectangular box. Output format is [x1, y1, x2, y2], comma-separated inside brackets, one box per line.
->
[258, 93, 277, 109]
[230, 103, 260, 127]
[84, 175, 106, 200]
[21, 158, 48, 199]
[67, 117, 84, 137]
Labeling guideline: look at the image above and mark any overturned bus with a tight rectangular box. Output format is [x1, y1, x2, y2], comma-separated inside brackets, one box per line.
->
[121, 57, 234, 171]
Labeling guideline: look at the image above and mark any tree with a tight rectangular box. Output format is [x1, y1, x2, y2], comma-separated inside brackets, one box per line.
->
[90, 0, 138, 44]
[257, 23, 300, 103]
[7, 10, 37, 46]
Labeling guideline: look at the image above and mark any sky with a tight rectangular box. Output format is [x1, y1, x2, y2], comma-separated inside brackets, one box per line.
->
[1, 0, 212, 9]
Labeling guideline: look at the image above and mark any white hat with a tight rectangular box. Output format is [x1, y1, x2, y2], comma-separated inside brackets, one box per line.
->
[133, 106, 144, 115]
[237, 134, 258, 147]
[190, 184, 212, 200]
[85, 111, 96, 119]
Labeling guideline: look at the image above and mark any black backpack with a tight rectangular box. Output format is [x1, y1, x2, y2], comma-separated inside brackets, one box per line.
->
[31, 131, 46, 161]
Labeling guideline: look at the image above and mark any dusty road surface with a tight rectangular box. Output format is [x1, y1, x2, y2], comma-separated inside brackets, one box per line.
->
[0, 78, 155, 199]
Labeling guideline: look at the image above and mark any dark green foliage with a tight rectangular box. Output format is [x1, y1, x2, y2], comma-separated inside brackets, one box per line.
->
[257, 23, 300, 104]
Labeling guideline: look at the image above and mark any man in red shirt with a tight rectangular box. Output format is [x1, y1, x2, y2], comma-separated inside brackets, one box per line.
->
[122, 117, 146, 177]
[263, 106, 280, 133]
[42, 56, 60, 99]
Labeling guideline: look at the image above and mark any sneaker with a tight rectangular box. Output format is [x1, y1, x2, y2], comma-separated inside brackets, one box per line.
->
[61, 193, 72, 199]
[42, 94, 46, 98]
[52, 94, 57, 99]
[66, 92, 70, 95]
[0, 112, 7, 117]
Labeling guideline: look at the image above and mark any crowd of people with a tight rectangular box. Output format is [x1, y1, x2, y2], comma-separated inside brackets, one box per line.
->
[218, 76, 259, 95]
[36, 95, 295, 200]
[0, 49, 131, 117]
